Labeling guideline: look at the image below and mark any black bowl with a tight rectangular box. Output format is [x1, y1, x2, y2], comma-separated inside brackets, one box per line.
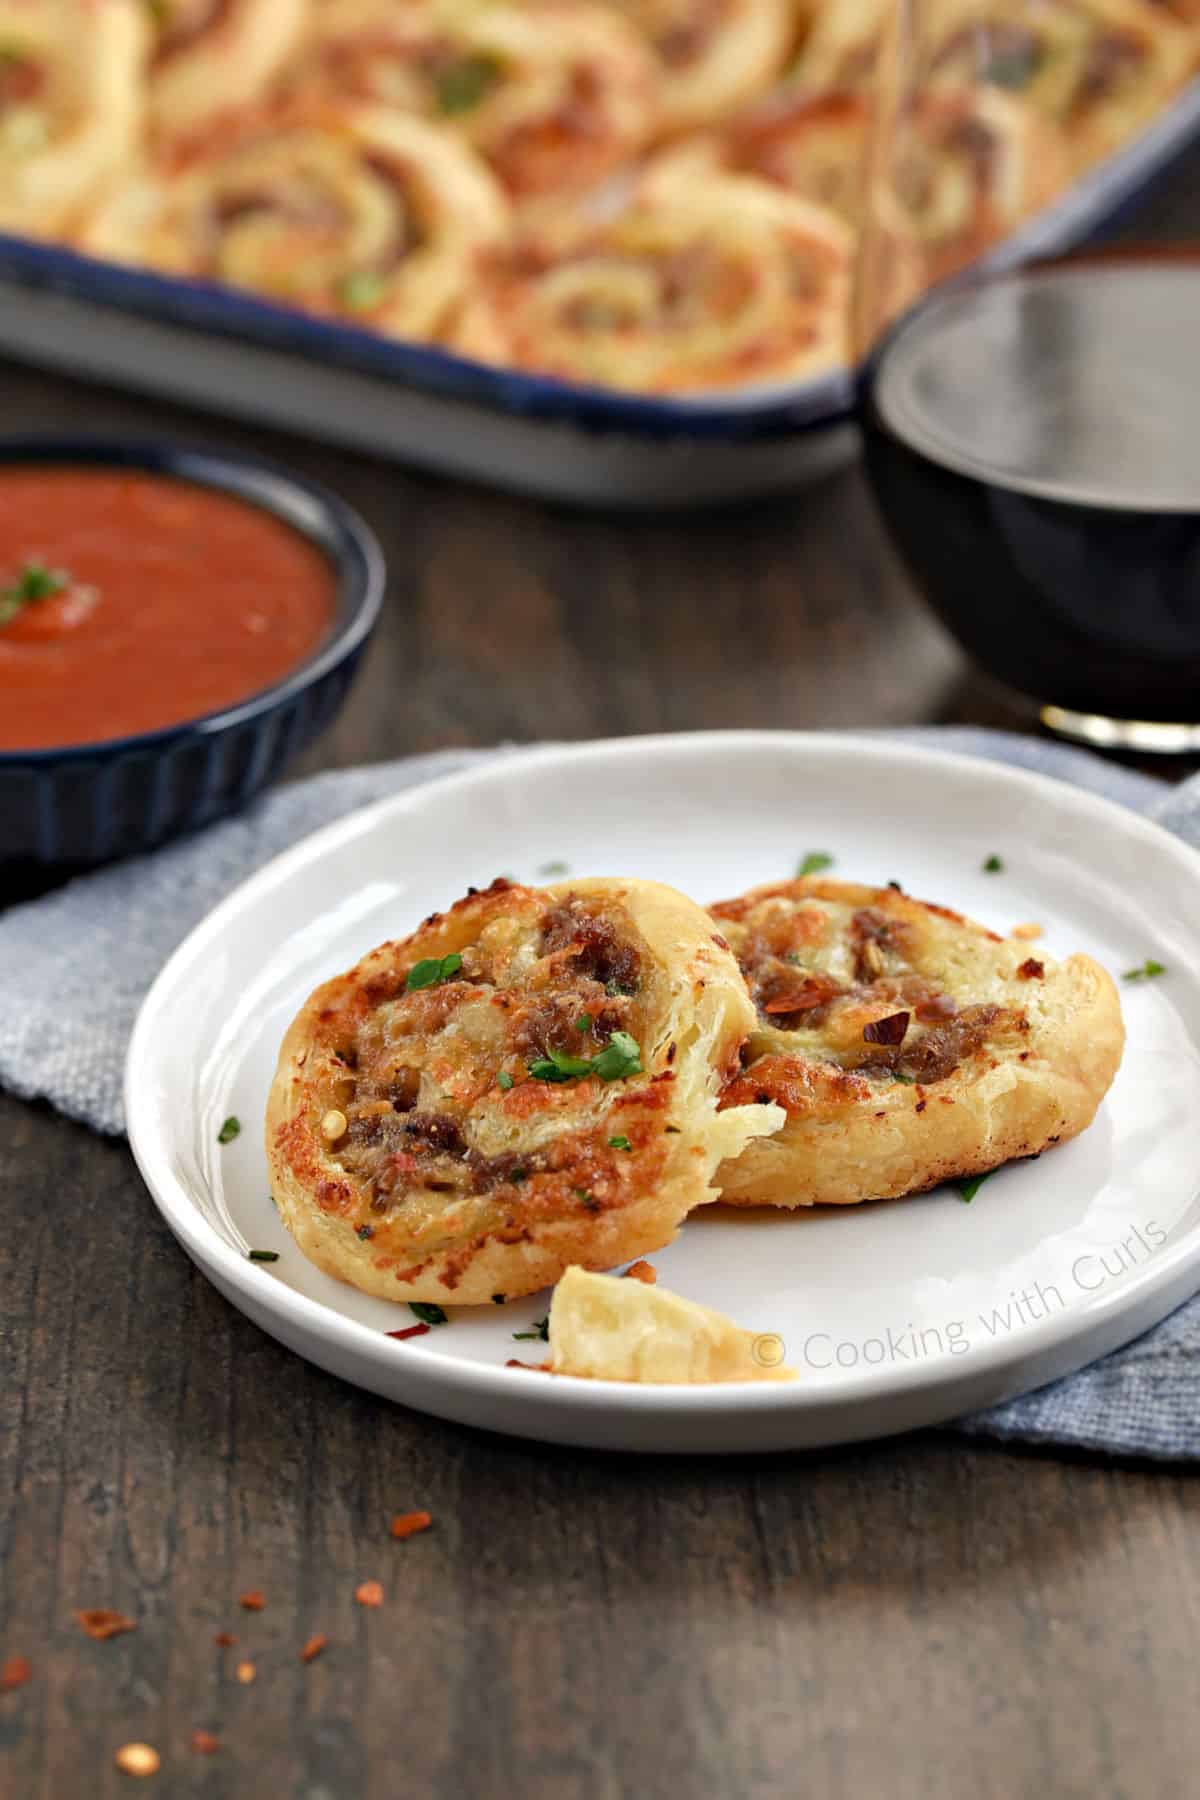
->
[0, 437, 384, 867]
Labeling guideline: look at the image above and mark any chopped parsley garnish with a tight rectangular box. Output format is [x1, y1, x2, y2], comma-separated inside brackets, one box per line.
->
[529, 1031, 643, 1084]
[576, 1013, 592, 1034]
[338, 269, 389, 312]
[538, 860, 570, 876]
[497, 1070, 514, 1091]
[608, 1135, 632, 1151]
[435, 53, 502, 115]
[218, 1116, 241, 1144]
[406, 952, 463, 991]
[513, 1316, 549, 1343]
[982, 854, 1004, 873]
[1123, 959, 1166, 982]
[589, 1031, 643, 1081]
[528, 1047, 594, 1082]
[957, 1171, 994, 1203]
[409, 1302, 448, 1326]
[797, 851, 834, 878]
[0, 560, 68, 628]
[357, 1225, 374, 1240]
[605, 978, 638, 997]
[247, 1249, 279, 1262]
[891, 1070, 916, 1084]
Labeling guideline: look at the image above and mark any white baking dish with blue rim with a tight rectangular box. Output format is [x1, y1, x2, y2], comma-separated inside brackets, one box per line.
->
[0, 77, 1196, 508]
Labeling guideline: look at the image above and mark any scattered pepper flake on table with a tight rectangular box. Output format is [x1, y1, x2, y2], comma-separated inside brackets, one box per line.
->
[1, 1655, 31, 1690]
[355, 1580, 384, 1608]
[624, 1259, 657, 1284]
[115, 1743, 160, 1777]
[76, 1609, 136, 1640]
[238, 1590, 265, 1612]
[235, 1660, 256, 1685]
[386, 1322, 430, 1341]
[190, 1729, 221, 1755]
[213, 1631, 236, 1648]
[300, 1633, 328, 1663]
[390, 1510, 432, 1540]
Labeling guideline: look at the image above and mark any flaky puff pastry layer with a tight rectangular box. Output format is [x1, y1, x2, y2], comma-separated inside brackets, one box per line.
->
[711, 879, 1124, 1208]
[80, 103, 509, 340]
[0, 0, 148, 236]
[266, 877, 782, 1305]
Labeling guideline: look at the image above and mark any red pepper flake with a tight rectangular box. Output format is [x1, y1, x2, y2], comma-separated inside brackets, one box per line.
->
[213, 1631, 236, 1648]
[624, 1259, 657, 1284]
[300, 1634, 327, 1664]
[505, 1358, 549, 1371]
[1, 1655, 31, 1690]
[190, 1729, 221, 1756]
[238, 1590, 265, 1612]
[1017, 958, 1045, 980]
[355, 1580, 384, 1608]
[862, 1010, 910, 1046]
[76, 1609, 136, 1641]
[386, 1323, 431, 1341]
[236, 1660, 257, 1685]
[390, 1510, 433, 1540]
[114, 1743, 159, 1777]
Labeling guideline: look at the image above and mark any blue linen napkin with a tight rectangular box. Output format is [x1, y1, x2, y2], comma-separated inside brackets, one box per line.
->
[2, 727, 1198, 1459]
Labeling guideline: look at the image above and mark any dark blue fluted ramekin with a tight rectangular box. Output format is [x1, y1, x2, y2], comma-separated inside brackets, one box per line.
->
[0, 438, 384, 868]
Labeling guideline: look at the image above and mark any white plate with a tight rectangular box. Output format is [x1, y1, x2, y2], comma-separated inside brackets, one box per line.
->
[126, 732, 1200, 1453]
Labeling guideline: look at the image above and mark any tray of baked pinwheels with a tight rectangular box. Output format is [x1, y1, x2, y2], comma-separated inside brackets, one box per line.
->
[0, 0, 1198, 505]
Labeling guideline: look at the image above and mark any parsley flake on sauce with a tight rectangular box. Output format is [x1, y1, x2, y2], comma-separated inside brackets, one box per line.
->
[409, 1302, 448, 1326]
[406, 952, 463, 992]
[497, 1070, 515, 1091]
[797, 851, 834, 878]
[982, 854, 1004, 874]
[218, 1116, 241, 1144]
[0, 560, 68, 627]
[608, 1135, 632, 1151]
[1123, 959, 1166, 982]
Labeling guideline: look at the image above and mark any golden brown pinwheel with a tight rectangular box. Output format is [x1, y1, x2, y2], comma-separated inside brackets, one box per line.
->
[145, 0, 309, 144]
[0, 0, 147, 237]
[711, 878, 1124, 1208]
[281, 0, 659, 205]
[451, 178, 852, 392]
[266, 877, 781, 1305]
[80, 102, 509, 339]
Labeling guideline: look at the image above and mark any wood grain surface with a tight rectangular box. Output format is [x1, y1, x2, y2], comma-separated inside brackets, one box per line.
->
[3, 150, 1200, 1798]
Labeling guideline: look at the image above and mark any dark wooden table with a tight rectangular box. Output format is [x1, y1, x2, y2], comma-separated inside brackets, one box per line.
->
[4, 154, 1200, 1798]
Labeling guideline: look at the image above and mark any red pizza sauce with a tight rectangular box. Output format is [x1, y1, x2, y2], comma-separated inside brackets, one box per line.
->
[0, 468, 338, 751]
